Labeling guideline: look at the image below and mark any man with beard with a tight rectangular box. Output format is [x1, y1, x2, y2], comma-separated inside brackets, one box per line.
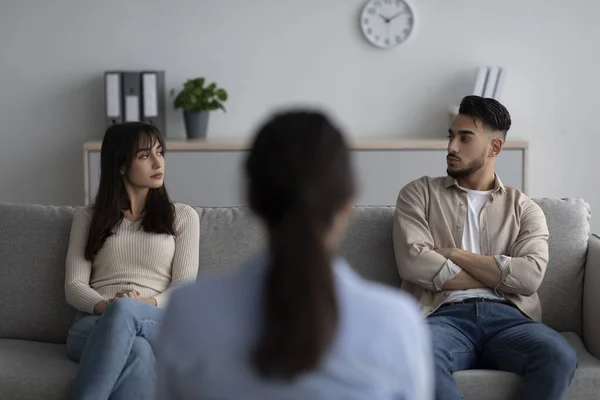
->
[392, 95, 577, 400]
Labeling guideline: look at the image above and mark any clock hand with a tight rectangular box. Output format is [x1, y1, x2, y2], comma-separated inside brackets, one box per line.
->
[388, 11, 406, 21]
[386, 21, 391, 42]
[379, 13, 391, 23]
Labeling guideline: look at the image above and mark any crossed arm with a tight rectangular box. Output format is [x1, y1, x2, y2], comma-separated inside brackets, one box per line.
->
[435, 248, 500, 290]
[393, 183, 549, 296]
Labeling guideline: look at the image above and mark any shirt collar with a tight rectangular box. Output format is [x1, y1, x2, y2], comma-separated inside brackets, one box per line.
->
[444, 174, 506, 194]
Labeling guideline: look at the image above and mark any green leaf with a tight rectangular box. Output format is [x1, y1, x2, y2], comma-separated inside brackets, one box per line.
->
[171, 77, 228, 111]
[216, 89, 228, 101]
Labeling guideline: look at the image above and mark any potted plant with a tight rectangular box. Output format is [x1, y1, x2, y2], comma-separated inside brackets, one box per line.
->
[171, 77, 228, 139]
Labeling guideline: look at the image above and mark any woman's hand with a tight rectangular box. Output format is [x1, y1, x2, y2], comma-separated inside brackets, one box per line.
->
[115, 289, 140, 299]
[114, 290, 157, 306]
[93, 290, 157, 315]
[139, 297, 158, 306]
[93, 300, 110, 315]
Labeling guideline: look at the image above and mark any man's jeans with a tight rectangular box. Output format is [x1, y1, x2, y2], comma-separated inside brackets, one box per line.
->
[66, 298, 163, 400]
[428, 300, 577, 400]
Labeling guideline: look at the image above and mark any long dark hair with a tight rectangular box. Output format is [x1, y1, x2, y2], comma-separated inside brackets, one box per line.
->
[85, 122, 175, 261]
[246, 110, 355, 380]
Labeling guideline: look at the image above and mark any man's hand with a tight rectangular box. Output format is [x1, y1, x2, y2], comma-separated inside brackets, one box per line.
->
[433, 247, 490, 290]
[434, 247, 502, 289]
[434, 247, 456, 259]
[442, 270, 487, 290]
[448, 248, 502, 288]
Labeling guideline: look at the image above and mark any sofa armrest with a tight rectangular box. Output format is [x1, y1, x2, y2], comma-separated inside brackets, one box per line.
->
[583, 234, 600, 358]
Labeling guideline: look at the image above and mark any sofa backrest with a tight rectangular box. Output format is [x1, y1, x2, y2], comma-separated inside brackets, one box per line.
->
[535, 198, 590, 334]
[0, 197, 591, 343]
[195, 199, 591, 334]
[195, 206, 403, 288]
[0, 203, 77, 343]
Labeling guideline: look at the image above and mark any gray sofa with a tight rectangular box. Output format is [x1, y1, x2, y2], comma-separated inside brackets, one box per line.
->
[0, 198, 599, 400]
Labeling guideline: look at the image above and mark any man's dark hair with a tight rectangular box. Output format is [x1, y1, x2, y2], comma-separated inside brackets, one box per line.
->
[458, 95, 511, 137]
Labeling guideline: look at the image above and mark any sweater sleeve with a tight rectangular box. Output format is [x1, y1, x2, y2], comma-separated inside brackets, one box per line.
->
[64, 207, 107, 314]
[153, 204, 200, 307]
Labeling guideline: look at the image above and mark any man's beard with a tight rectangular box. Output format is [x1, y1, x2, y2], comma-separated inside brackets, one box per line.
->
[446, 154, 485, 180]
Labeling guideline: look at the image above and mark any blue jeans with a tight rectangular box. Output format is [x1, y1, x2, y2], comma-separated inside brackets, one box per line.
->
[66, 298, 163, 400]
[428, 302, 577, 400]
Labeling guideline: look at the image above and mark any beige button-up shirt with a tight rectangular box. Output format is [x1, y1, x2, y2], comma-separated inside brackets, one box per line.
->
[392, 175, 549, 321]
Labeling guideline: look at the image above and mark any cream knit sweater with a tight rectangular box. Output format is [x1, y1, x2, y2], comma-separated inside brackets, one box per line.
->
[65, 202, 200, 314]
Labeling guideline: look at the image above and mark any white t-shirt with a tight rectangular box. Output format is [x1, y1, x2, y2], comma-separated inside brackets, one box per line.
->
[444, 188, 501, 303]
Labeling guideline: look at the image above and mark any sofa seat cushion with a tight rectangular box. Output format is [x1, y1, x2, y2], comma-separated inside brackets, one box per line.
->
[0, 339, 76, 400]
[0, 333, 598, 399]
[455, 332, 600, 400]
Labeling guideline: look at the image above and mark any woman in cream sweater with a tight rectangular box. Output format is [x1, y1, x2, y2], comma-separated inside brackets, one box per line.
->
[64, 122, 199, 400]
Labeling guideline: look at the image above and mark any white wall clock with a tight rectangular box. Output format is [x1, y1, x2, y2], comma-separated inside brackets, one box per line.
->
[360, 0, 415, 49]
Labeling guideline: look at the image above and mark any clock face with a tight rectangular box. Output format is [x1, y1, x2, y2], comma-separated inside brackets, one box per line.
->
[361, 0, 415, 49]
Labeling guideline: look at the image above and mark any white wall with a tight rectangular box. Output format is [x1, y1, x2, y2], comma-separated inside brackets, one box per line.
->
[0, 0, 598, 231]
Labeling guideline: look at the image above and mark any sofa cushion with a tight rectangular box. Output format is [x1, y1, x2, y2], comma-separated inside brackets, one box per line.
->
[534, 198, 590, 334]
[455, 332, 600, 400]
[339, 206, 401, 287]
[0, 339, 76, 400]
[0, 203, 77, 343]
[196, 207, 266, 275]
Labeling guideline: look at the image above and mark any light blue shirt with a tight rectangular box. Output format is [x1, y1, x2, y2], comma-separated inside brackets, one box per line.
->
[157, 255, 433, 400]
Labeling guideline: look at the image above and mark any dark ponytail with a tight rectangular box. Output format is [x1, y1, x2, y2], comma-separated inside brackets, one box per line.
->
[246, 110, 355, 380]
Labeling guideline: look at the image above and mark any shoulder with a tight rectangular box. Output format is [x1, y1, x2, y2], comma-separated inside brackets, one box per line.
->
[173, 202, 198, 219]
[165, 257, 264, 325]
[397, 176, 445, 207]
[162, 279, 210, 339]
[340, 272, 429, 363]
[520, 197, 546, 226]
[399, 175, 444, 195]
[175, 255, 265, 301]
[160, 274, 228, 353]
[159, 281, 198, 348]
[358, 280, 422, 324]
[340, 265, 424, 332]
[172, 203, 199, 230]
[72, 204, 94, 226]
[498, 188, 547, 236]
[164, 281, 199, 317]
[502, 187, 545, 218]
[361, 282, 428, 350]
[76, 203, 94, 216]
